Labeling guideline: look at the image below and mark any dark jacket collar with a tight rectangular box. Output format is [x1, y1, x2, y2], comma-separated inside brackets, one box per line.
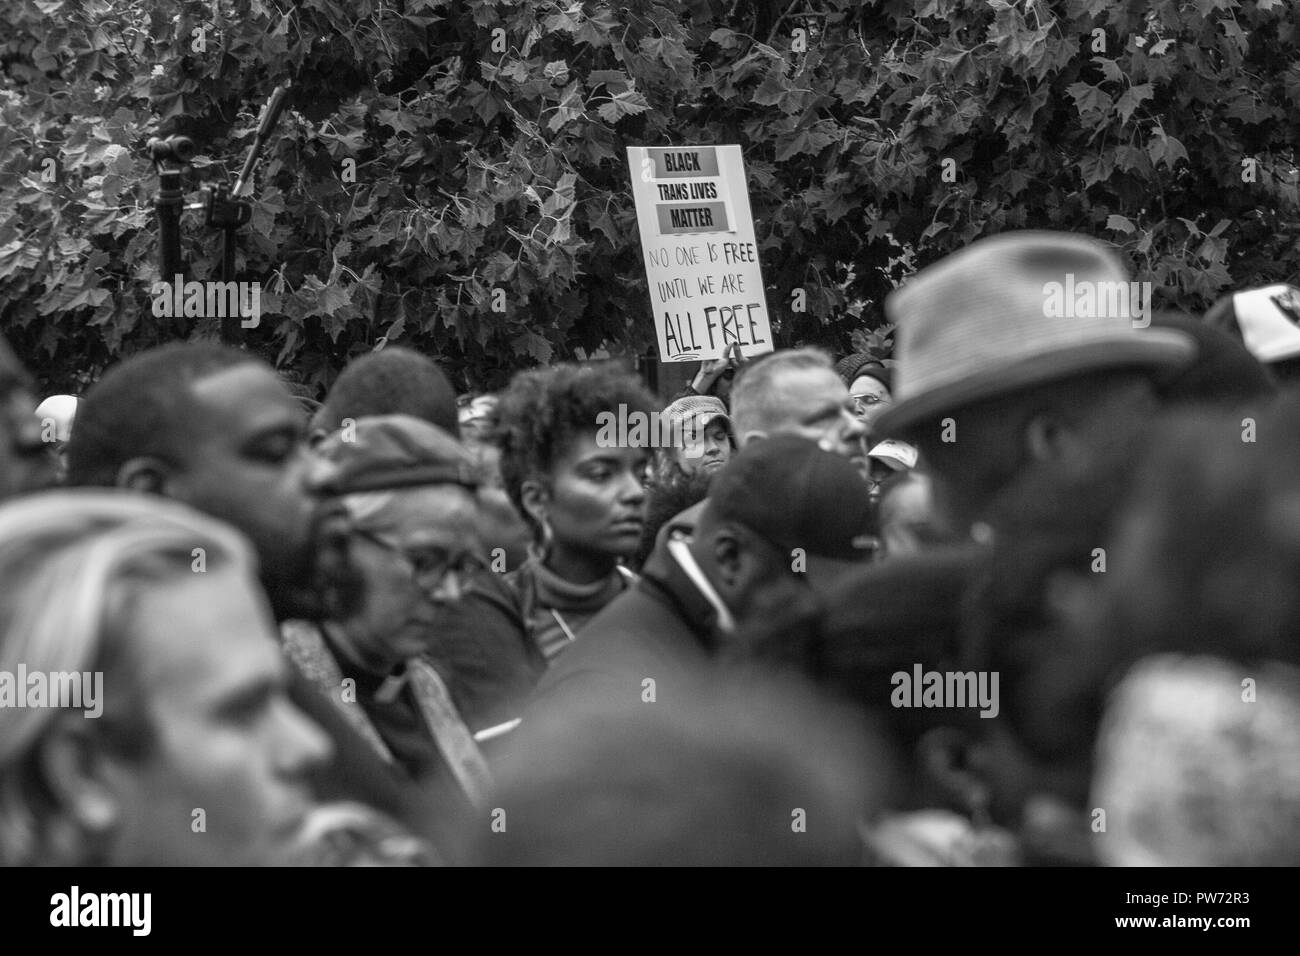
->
[637, 532, 723, 653]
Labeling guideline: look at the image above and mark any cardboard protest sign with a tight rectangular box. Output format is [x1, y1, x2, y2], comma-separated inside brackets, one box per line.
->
[627, 145, 773, 363]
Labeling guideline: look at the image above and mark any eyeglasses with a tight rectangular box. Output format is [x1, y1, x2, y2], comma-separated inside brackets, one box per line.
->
[850, 393, 889, 415]
[352, 529, 486, 593]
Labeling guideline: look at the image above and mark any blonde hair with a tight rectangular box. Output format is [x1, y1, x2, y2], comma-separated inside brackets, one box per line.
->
[0, 490, 257, 865]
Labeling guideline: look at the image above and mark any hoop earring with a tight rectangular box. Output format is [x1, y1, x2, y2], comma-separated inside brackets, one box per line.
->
[537, 513, 554, 560]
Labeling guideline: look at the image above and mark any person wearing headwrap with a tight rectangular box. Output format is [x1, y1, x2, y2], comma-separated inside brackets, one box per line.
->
[834, 352, 895, 434]
[283, 414, 494, 856]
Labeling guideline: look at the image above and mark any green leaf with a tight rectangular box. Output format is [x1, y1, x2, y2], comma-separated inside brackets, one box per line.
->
[710, 27, 740, 49]
[1066, 81, 1113, 118]
[586, 70, 631, 93]
[543, 60, 569, 84]
[541, 172, 577, 219]
[597, 90, 650, 124]
[752, 73, 789, 108]
[1147, 129, 1189, 169]
[516, 329, 554, 364]
[1106, 214, 1136, 234]
[1225, 92, 1272, 124]
[1093, 57, 1125, 84]
[1078, 150, 1116, 187]
[547, 81, 586, 132]
[1115, 83, 1153, 124]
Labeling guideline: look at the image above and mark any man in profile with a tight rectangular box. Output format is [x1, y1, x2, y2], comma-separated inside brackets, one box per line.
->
[727, 348, 868, 457]
[872, 231, 1195, 538]
[0, 492, 331, 866]
[64, 343, 447, 845]
[66, 342, 348, 622]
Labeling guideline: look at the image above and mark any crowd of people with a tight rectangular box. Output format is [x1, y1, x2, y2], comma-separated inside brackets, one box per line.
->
[1, 228, 1298, 866]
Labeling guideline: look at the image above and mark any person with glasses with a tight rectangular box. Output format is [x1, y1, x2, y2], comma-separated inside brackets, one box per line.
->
[833, 354, 894, 431]
[282, 414, 494, 845]
[835, 355, 922, 489]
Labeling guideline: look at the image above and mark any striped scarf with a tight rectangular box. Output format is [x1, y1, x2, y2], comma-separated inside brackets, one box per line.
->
[279, 620, 492, 807]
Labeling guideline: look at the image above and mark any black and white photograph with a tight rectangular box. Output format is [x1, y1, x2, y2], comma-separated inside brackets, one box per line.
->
[0, 0, 1291, 934]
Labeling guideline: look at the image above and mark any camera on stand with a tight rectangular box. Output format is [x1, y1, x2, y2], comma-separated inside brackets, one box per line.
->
[146, 82, 292, 342]
[146, 135, 196, 164]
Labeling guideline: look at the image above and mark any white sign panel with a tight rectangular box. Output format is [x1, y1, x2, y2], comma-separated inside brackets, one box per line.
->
[627, 145, 773, 363]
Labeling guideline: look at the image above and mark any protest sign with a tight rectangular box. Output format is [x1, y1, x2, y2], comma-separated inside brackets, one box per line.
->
[626, 145, 773, 363]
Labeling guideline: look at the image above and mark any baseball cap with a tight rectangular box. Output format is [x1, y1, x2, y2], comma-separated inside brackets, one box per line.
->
[1203, 284, 1300, 364]
[867, 439, 918, 472]
[708, 434, 876, 583]
[34, 395, 80, 442]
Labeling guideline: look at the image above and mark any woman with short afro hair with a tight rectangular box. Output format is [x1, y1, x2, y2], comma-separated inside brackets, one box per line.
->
[424, 362, 659, 734]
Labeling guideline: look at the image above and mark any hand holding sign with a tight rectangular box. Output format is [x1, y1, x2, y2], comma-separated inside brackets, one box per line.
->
[690, 343, 745, 393]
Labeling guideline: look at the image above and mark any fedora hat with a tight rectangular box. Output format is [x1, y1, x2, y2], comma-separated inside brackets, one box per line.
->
[874, 231, 1197, 436]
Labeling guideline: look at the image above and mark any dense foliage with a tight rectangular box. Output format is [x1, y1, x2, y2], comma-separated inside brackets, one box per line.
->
[2, 0, 1297, 395]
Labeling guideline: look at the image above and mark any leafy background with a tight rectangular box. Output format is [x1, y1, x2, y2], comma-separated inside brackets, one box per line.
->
[2, 0, 1297, 397]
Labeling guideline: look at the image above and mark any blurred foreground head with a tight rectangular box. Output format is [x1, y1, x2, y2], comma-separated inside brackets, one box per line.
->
[877, 231, 1195, 534]
[473, 674, 886, 865]
[0, 491, 331, 865]
[1092, 655, 1300, 866]
[977, 393, 1300, 830]
[1060, 394, 1300, 709]
[690, 433, 877, 630]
